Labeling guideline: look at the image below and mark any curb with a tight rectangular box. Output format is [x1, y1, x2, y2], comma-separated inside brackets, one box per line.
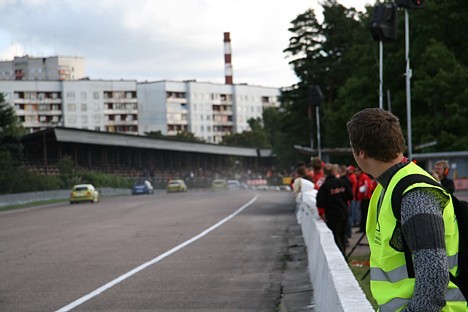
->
[279, 224, 314, 312]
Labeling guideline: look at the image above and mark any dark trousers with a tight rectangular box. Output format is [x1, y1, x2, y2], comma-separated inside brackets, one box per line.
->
[360, 198, 370, 232]
[326, 215, 348, 256]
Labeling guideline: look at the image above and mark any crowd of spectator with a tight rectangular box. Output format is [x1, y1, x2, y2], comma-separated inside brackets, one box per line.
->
[291, 157, 377, 257]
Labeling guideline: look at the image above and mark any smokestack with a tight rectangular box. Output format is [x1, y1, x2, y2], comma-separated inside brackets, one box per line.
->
[223, 32, 233, 85]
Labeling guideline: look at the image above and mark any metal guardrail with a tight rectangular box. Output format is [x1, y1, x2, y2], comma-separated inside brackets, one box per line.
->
[0, 188, 131, 207]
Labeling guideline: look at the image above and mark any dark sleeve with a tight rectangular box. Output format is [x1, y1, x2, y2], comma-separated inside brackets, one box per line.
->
[344, 181, 353, 201]
[316, 185, 326, 208]
[444, 179, 455, 194]
[400, 188, 449, 312]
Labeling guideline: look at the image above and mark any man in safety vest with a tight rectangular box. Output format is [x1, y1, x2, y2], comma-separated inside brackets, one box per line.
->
[347, 108, 466, 311]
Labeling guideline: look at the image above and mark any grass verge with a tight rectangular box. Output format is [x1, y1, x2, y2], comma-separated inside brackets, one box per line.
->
[0, 198, 68, 212]
[347, 253, 378, 311]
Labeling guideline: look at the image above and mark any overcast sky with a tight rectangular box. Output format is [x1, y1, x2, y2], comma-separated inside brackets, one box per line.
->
[0, 0, 372, 88]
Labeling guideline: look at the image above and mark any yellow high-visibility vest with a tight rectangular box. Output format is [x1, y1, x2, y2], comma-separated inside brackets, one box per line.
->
[367, 162, 466, 311]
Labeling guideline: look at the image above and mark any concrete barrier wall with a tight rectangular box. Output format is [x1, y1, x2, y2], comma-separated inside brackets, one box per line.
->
[298, 193, 374, 312]
[0, 188, 131, 207]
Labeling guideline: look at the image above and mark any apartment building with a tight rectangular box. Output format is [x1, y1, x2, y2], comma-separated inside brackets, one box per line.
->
[137, 80, 280, 143]
[0, 55, 86, 81]
[0, 80, 138, 134]
[0, 55, 281, 142]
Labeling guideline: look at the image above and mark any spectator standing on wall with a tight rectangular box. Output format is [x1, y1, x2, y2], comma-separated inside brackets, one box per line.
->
[339, 164, 353, 245]
[346, 165, 359, 228]
[311, 157, 325, 189]
[292, 166, 313, 197]
[433, 160, 456, 194]
[316, 163, 353, 256]
[355, 167, 373, 233]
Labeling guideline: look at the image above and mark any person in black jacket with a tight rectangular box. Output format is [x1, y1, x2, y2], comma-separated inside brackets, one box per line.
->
[433, 160, 456, 194]
[316, 163, 353, 256]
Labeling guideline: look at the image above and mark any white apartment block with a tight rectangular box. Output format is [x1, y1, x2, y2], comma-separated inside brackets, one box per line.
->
[0, 80, 138, 134]
[0, 55, 281, 143]
[137, 80, 280, 144]
[0, 55, 86, 81]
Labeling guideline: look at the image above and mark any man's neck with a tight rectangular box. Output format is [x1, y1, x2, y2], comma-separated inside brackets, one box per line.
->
[367, 154, 405, 179]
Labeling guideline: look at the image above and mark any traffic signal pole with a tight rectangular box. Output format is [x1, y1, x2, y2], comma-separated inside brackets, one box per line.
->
[379, 41, 384, 109]
[405, 9, 413, 160]
[370, 3, 397, 110]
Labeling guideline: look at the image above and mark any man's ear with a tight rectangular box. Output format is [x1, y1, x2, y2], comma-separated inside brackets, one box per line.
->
[357, 150, 367, 159]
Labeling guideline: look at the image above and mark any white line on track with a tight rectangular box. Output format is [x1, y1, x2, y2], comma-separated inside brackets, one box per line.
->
[55, 195, 259, 312]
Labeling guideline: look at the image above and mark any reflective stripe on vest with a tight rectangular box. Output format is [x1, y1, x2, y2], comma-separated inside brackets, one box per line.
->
[379, 288, 467, 312]
[367, 162, 465, 310]
[371, 254, 459, 283]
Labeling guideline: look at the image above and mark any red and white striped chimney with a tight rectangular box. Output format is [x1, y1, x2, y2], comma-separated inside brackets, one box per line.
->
[223, 32, 233, 85]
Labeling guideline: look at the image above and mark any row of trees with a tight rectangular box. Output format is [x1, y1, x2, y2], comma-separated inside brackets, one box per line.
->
[226, 0, 468, 166]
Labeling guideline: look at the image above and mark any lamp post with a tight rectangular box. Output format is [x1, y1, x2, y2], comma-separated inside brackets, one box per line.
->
[395, 0, 425, 160]
[308, 85, 323, 158]
[404, 8, 413, 160]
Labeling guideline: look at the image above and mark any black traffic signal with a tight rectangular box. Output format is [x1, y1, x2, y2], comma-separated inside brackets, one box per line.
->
[308, 85, 323, 107]
[370, 3, 398, 42]
[395, 0, 425, 9]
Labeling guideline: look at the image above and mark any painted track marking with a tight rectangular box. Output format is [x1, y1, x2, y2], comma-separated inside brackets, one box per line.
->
[55, 195, 259, 312]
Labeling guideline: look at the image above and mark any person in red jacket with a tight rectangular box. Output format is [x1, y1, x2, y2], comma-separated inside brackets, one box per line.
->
[355, 167, 373, 233]
[346, 165, 359, 227]
[311, 157, 324, 190]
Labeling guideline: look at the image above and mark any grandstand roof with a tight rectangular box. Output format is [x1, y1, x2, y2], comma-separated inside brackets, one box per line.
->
[22, 127, 273, 158]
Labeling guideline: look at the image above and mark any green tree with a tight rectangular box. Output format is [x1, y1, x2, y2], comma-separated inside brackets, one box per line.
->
[0, 94, 25, 193]
[174, 131, 205, 143]
[222, 117, 270, 148]
[144, 130, 165, 138]
[145, 130, 204, 143]
[274, 0, 468, 167]
[277, 1, 363, 165]
[412, 40, 468, 151]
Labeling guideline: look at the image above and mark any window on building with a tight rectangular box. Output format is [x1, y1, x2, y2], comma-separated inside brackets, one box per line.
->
[81, 92, 87, 100]
[66, 92, 75, 99]
[126, 91, 136, 99]
[93, 92, 100, 99]
[81, 103, 87, 112]
[67, 103, 76, 111]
